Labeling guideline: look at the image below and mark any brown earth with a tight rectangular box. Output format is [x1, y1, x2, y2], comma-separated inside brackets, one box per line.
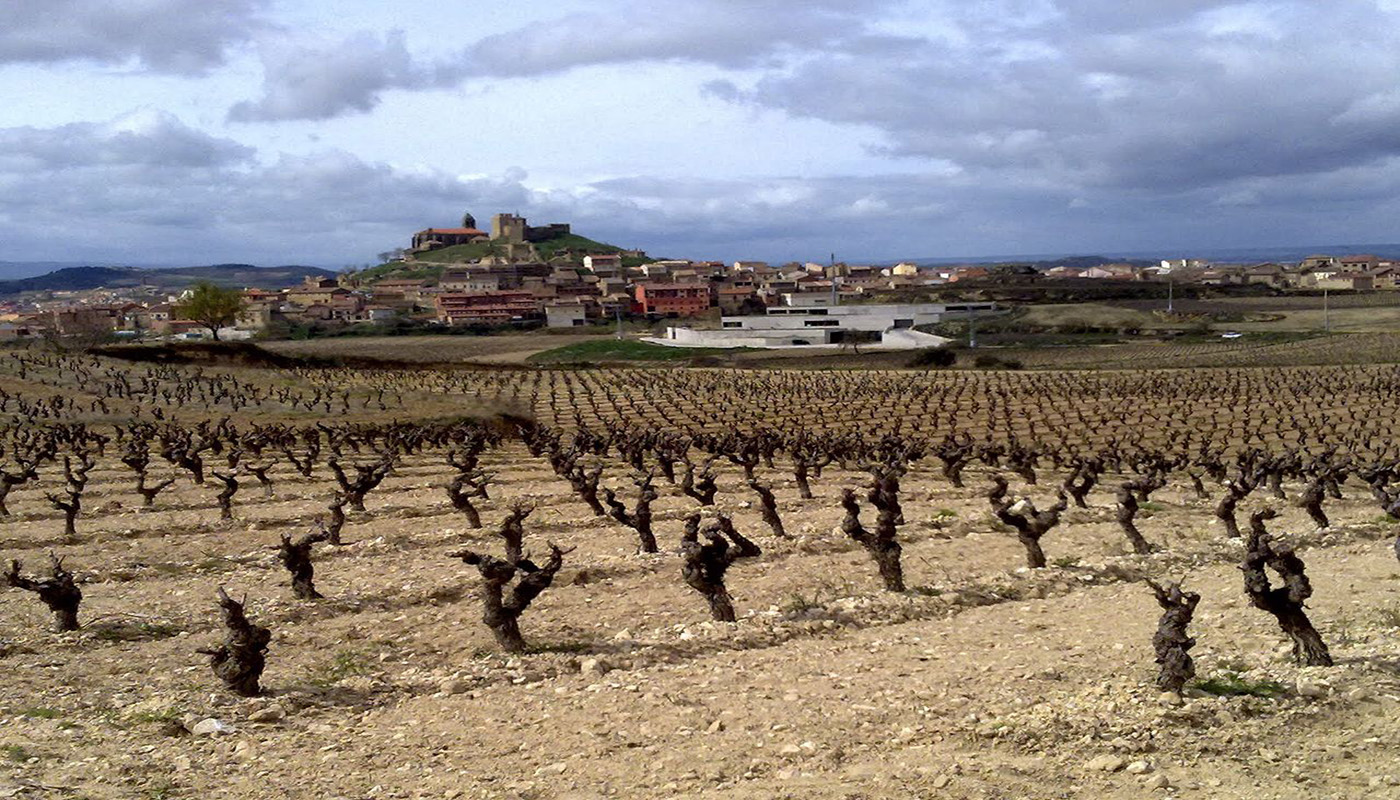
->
[2, 446, 1399, 799]
[263, 335, 614, 366]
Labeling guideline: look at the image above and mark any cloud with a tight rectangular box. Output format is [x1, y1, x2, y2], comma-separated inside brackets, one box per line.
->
[0, 0, 268, 74]
[0, 112, 970, 264]
[460, 0, 896, 77]
[228, 31, 464, 122]
[717, 1, 1400, 195]
[7, 109, 1400, 265]
[0, 110, 254, 170]
[227, 1, 904, 121]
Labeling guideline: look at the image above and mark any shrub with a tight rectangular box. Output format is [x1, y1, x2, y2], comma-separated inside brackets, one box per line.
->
[907, 347, 956, 369]
[972, 353, 1023, 370]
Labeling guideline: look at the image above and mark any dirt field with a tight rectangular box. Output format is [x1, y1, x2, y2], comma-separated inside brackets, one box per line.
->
[3, 352, 1400, 799]
[263, 334, 614, 365]
[4, 448, 1400, 799]
[1018, 296, 1400, 335]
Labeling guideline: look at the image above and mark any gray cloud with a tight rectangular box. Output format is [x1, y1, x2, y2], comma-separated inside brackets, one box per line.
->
[226, 1, 903, 121]
[0, 0, 268, 74]
[461, 0, 897, 77]
[227, 31, 464, 122]
[10, 110, 1399, 267]
[0, 111, 254, 171]
[716, 1, 1400, 195]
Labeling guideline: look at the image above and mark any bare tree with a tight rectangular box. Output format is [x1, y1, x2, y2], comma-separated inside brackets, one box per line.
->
[6, 554, 82, 632]
[1115, 482, 1157, 555]
[449, 543, 569, 653]
[198, 588, 271, 696]
[323, 493, 348, 545]
[680, 457, 719, 506]
[279, 528, 331, 599]
[988, 476, 1068, 569]
[748, 479, 788, 539]
[494, 501, 535, 564]
[1296, 475, 1330, 529]
[212, 471, 239, 520]
[1242, 509, 1332, 666]
[1147, 580, 1199, 693]
[603, 474, 659, 553]
[680, 513, 762, 621]
[840, 488, 904, 592]
[135, 472, 176, 507]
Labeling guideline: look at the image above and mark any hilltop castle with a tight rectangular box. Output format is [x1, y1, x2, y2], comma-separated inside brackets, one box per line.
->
[410, 212, 570, 254]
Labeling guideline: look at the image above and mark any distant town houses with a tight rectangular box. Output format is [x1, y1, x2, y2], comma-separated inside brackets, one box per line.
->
[8, 210, 1400, 343]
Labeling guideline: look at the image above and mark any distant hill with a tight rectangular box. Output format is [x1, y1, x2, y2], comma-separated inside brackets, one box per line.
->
[0, 264, 338, 296]
[904, 255, 1158, 270]
[358, 230, 647, 283]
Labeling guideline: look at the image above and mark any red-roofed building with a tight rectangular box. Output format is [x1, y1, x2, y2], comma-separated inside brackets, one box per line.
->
[634, 283, 711, 316]
[412, 227, 489, 251]
[436, 291, 542, 325]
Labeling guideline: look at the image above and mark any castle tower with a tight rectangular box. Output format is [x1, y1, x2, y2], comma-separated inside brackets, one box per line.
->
[491, 213, 527, 244]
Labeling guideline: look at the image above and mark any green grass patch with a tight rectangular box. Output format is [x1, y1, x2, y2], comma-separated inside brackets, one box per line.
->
[527, 339, 743, 364]
[405, 242, 505, 264]
[2, 744, 34, 762]
[20, 707, 60, 719]
[1191, 671, 1288, 698]
[530, 233, 628, 261]
[308, 649, 373, 688]
[127, 707, 183, 726]
[144, 779, 180, 799]
[89, 620, 182, 642]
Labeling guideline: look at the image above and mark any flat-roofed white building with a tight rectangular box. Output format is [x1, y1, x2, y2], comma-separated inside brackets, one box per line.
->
[659, 301, 996, 348]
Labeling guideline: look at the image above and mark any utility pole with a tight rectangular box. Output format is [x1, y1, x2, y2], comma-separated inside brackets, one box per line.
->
[967, 304, 977, 349]
[1167, 280, 1174, 314]
[615, 303, 623, 340]
[1323, 288, 1330, 334]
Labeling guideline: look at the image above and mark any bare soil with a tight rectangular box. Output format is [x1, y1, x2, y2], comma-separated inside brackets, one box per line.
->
[3, 448, 1399, 799]
[263, 334, 614, 365]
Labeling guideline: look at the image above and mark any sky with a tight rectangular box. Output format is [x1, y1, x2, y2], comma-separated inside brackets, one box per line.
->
[5, 0, 1400, 269]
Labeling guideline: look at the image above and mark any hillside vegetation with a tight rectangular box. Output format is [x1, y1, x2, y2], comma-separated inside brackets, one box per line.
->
[0, 264, 336, 296]
[359, 231, 650, 283]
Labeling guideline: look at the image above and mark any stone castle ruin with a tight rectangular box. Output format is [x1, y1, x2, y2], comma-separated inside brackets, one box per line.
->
[410, 212, 570, 260]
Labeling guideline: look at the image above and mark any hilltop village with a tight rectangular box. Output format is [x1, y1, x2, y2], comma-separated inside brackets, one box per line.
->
[2, 210, 1399, 342]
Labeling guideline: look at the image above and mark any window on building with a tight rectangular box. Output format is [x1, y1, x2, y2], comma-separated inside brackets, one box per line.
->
[803, 319, 839, 327]
[722, 321, 742, 328]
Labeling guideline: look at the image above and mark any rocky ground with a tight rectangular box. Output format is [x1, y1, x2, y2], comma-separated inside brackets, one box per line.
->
[2, 446, 1399, 799]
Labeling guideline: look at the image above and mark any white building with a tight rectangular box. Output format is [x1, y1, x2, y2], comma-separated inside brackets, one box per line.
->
[660, 301, 996, 348]
[545, 304, 588, 328]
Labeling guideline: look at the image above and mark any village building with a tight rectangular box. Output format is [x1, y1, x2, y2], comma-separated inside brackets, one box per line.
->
[1311, 272, 1374, 290]
[634, 283, 711, 316]
[436, 291, 542, 326]
[583, 254, 622, 274]
[286, 276, 348, 307]
[661, 301, 996, 349]
[369, 278, 432, 308]
[545, 303, 589, 328]
[1370, 265, 1400, 289]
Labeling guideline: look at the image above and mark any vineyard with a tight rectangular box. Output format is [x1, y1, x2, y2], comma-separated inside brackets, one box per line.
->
[995, 332, 1400, 371]
[3, 349, 1400, 798]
